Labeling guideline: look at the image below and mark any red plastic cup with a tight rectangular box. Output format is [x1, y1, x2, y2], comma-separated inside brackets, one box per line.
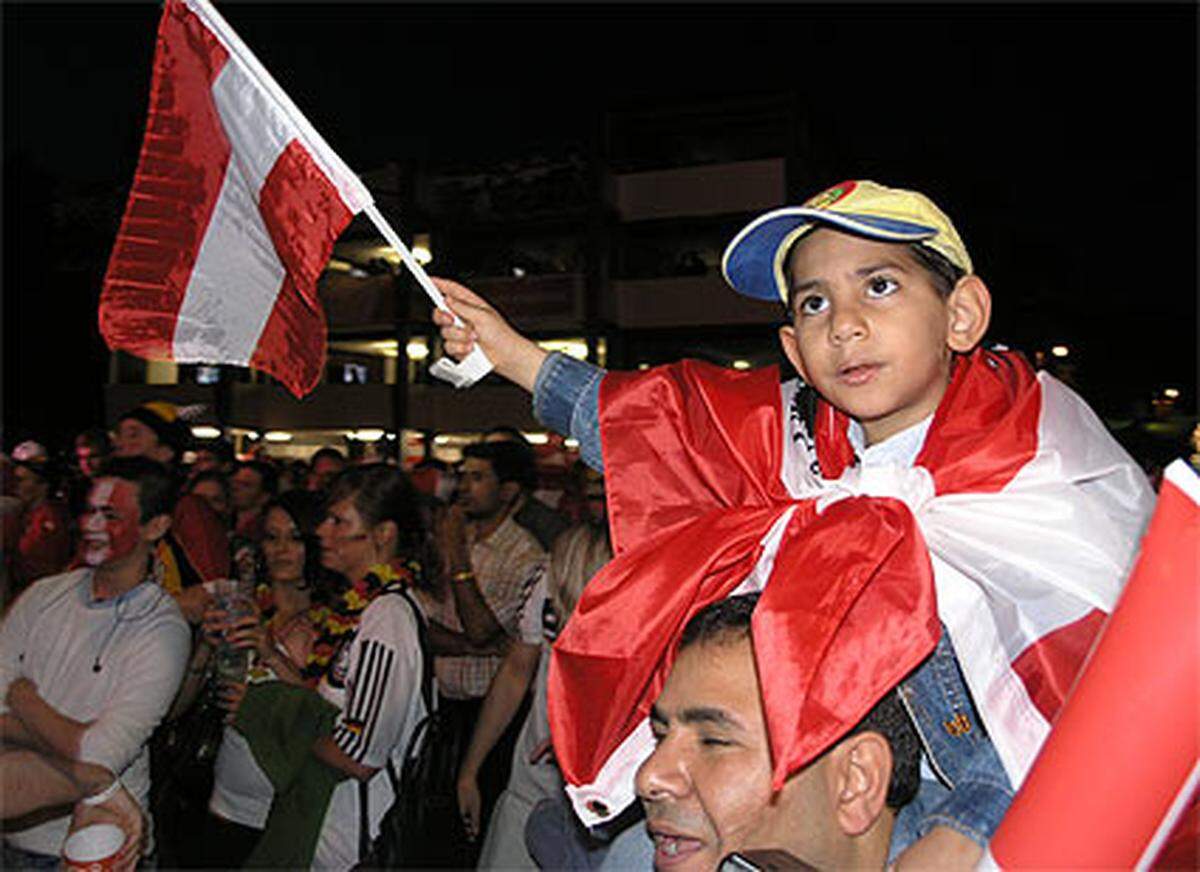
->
[61, 823, 124, 871]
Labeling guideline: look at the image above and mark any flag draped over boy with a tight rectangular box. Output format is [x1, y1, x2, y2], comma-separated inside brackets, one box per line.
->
[548, 324, 1155, 826]
[99, 0, 371, 398]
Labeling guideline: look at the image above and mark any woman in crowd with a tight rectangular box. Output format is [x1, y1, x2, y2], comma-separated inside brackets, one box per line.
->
[457, 519, 613, 869]
[305, 464, 430, 869]
[179, 489, 330, 868]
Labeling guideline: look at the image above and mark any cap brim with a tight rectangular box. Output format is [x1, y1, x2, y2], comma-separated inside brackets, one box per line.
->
[721, 207, 939, 302]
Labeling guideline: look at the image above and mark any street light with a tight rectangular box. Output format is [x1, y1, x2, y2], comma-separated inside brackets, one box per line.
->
[1051, 345, 1070, 358]
[412, 233, 432, 266]
[1164, 388, 1181, 400]
[406, 338, 429, 361]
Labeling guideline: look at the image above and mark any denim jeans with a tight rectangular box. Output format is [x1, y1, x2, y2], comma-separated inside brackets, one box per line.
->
[531, 352, 1014, 853]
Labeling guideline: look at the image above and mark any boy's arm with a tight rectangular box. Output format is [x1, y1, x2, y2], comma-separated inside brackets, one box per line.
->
[432, 278, 548, 391]
[432, 277, 607, 472]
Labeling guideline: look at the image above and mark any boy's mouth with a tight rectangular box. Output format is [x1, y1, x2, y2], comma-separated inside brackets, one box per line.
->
[837, 361, 882, 385]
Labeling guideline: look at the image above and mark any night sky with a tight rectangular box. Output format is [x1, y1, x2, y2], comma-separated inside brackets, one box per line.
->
[4, 2, 1197, 452]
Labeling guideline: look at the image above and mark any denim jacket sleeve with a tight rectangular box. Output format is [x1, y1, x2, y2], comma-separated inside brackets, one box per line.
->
[532, 352, 606, 473]
[890, 628, 1015, 856]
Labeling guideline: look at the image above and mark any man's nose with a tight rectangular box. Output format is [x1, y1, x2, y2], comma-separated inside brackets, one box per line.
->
[635, 740, 690, 803]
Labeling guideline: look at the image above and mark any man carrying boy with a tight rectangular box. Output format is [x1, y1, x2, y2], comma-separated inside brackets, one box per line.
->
[432, 180, 1155, 865]
[640, 591, 923, 871]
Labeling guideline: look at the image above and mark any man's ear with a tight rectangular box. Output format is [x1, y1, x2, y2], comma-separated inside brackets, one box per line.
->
[831, 731, 892, 837]
[141, 514, 172, 544]
[778, 325, 811, 383]
[499, 480, 521, 506]
[945, 275, 992, 353]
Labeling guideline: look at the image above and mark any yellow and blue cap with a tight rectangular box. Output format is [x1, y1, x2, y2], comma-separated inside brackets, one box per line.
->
[721, 180, 973, 303]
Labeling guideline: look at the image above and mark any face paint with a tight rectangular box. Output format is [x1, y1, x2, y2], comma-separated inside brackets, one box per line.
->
[80, 478, 143, 567]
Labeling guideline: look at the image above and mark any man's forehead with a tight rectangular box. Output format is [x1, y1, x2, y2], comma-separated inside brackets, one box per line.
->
[90, 477, 137, 507]
[462, 457, 495, 475]
[657, 637, 761, 722]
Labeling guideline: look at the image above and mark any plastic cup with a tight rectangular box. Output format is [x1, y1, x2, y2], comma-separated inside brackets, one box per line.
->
[62, 822, 124, 871]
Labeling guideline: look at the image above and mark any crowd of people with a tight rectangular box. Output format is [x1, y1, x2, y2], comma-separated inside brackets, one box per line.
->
[0, 400, 611, 870]
[1, 179, 1194, 871]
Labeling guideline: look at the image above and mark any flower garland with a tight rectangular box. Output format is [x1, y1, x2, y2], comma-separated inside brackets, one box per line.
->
[299, 559, 421, 683]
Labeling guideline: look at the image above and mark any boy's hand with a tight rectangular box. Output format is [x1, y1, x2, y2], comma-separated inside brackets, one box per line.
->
[890, 826, 982, 870]
[431, 278, 547, 392]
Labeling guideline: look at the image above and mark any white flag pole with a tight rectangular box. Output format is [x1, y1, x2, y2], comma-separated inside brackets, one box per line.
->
[363, 204, 494, 388]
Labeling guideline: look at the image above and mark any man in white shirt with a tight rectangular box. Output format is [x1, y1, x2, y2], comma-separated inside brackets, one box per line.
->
[0, 457, 190, 867]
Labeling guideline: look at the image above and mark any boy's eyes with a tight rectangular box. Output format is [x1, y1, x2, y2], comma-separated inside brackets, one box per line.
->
[796, 294, 829, 316]
[795, 277, 899, 316]
[866, 276, 900, 297]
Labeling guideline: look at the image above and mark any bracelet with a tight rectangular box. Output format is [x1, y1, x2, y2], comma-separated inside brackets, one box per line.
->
[451, 570, 476, 584]
[81, 779, 121, 806]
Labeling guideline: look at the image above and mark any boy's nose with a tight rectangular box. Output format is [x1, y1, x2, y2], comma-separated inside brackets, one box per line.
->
[829, 302, 868, 344]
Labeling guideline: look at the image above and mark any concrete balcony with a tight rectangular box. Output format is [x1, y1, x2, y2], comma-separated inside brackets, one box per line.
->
[603, 273, 781, 329]
[609, 158, 785, 222]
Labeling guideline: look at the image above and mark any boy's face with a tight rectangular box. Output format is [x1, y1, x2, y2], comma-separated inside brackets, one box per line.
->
[779, 229, 957, 445]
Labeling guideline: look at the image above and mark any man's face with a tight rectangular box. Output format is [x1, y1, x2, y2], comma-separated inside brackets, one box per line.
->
[75, 443, 105, 477]
[458, 457, 507, 521]
[13, 465, 46, 506]
[637, 636, 831, 870]
[779, 230, 954, 445]
[190, 479, 229, 518]
[230, 467, 265, 511]
[79, 477, 144, 568]
[192, 449, 222, 474]
[311, 456, 344, 491]
[115, 418, 173, 463]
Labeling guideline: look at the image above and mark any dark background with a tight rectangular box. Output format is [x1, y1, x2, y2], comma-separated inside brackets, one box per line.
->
[4, 2, 1197, 451]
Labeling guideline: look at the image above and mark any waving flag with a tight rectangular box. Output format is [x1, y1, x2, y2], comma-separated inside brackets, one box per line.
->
[99, 0, 371, 397]
[986, 459, 1199, 869]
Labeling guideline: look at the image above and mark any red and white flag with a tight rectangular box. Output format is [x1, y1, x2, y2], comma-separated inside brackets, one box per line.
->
[550, 350, 1157, 824]
[985, 459, 1199, 869]
[100, 0, 371, 397]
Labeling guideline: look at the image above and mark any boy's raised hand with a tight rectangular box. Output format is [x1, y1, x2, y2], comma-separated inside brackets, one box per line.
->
[431, 277, 548, 392]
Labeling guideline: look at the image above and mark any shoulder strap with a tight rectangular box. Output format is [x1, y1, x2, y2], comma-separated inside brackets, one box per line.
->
[394, 587, 436, 715]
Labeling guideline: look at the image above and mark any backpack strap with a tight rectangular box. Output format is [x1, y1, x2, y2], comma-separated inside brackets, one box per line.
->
[395, 587, 436, 716]
[358, 779, 372, 861]
[355, 585, 434, 865]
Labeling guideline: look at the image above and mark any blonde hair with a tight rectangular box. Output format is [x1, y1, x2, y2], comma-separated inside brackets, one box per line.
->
[547, 521, 612, 624]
